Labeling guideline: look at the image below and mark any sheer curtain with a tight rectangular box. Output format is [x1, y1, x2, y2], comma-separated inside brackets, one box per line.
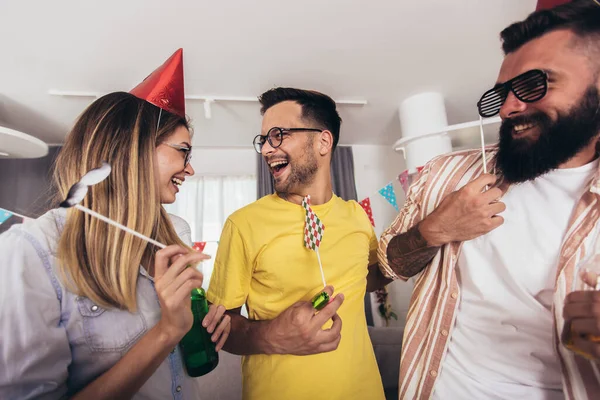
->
[163, 175, 257, 289]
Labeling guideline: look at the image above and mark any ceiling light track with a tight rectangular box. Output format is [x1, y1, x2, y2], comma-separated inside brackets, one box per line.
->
[48, 90, 367, 119]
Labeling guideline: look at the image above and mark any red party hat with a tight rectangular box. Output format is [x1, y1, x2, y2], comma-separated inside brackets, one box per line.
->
[130, 48, 185, 117]
[535, 0, 571, 11]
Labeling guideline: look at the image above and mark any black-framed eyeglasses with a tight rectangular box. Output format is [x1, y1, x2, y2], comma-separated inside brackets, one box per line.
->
[164, 143, 192, 167]
[253, 127, 323, 154]
[477, 69, 548, 118]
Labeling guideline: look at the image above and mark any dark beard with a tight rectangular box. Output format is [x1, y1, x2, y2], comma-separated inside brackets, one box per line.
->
[496, 85, 600, 184]
[274, 137, 318, 194]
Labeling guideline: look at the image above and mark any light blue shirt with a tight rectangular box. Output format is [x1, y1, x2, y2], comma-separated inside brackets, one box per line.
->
[0, 209, 205, 400]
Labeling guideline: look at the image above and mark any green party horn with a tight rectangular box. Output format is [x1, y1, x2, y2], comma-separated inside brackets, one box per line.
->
[311, 290, 330, 310]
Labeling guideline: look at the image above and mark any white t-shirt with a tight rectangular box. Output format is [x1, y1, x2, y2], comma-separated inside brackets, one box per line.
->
[433, 159, 598, 400]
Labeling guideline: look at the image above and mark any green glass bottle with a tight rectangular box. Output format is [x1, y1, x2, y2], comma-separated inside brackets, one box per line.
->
[179, 288, 219, 377]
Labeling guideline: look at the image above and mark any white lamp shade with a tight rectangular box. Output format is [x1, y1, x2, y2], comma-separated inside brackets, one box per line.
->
[0, 126, 48, 159]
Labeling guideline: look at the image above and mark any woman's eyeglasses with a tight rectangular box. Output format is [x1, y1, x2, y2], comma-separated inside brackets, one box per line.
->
[164, 143, 192, 167]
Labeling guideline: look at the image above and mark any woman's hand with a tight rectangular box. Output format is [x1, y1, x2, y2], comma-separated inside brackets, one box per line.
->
[153, 245, 210, 345]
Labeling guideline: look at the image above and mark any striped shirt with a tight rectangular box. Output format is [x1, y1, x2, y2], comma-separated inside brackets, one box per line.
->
[377, 145, 600, 400]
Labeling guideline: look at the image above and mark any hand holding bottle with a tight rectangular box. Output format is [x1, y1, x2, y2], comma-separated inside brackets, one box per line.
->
[563, 268, 600, 360]
[153, 245, 209, 345]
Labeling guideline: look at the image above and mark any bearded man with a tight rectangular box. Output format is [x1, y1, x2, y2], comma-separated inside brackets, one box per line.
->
[377, 1, 600, 399]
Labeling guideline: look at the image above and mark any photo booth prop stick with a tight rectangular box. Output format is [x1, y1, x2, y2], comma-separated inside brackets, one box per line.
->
[479, 115, 489, 175]
[302, 195, 330, 310]
[59, 162, 168, 250]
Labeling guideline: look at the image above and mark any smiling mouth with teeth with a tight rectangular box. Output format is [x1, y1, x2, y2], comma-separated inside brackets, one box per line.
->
[171, 177, 183, 186]
[513, 123, 536, 133]
[269, 160, 289, 173]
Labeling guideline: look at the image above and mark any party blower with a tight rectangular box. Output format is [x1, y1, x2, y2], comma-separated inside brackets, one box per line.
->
[60, 162, 218, 376]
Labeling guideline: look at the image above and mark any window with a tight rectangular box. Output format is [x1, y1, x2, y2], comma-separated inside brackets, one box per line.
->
[163, 175, 257, 289]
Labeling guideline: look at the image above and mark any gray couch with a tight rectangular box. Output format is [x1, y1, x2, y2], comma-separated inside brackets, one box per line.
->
[196, 326, 403, 400]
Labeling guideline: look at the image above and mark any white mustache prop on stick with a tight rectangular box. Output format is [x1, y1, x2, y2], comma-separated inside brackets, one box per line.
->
[59, 162, 167, 249]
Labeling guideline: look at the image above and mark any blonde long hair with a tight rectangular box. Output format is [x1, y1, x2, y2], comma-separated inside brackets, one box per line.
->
[54, 92, 190, 311]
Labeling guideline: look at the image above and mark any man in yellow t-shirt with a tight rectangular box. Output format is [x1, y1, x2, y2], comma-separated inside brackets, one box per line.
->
[206, 87, 389, 400]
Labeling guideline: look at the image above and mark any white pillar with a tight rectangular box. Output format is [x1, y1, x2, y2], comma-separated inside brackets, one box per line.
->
[394, 92, 453, 172]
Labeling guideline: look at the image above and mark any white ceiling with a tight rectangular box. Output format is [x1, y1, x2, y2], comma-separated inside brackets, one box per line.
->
[0, 0, 536, 149]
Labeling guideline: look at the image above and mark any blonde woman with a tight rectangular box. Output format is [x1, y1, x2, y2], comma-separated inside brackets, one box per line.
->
[0, 90, 231, 399]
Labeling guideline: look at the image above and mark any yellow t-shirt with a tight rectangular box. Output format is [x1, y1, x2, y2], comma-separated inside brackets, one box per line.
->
[207, 194, 385, 400]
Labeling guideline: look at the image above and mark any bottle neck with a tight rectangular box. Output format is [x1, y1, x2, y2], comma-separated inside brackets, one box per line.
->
[191, 287, 206, 299]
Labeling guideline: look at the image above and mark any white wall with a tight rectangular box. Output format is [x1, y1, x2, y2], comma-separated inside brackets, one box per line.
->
[352, 145, 415, 328]
[189, 147, 256, 176]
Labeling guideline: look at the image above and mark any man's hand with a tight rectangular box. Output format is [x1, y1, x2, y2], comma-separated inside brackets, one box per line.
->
[265, 286, 344, 355]
[419, 174, 506, 246]
[203, 304, 232, 352]
[562, 270, 600, 360]
[367, 264, 393, 292]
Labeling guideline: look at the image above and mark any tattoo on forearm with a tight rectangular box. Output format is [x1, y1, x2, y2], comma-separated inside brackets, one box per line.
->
[386, 223, 440, 278]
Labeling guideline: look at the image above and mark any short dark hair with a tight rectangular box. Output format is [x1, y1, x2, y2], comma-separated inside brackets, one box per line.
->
[500, 0, 600, 55]
[258, 87, 342, 151]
